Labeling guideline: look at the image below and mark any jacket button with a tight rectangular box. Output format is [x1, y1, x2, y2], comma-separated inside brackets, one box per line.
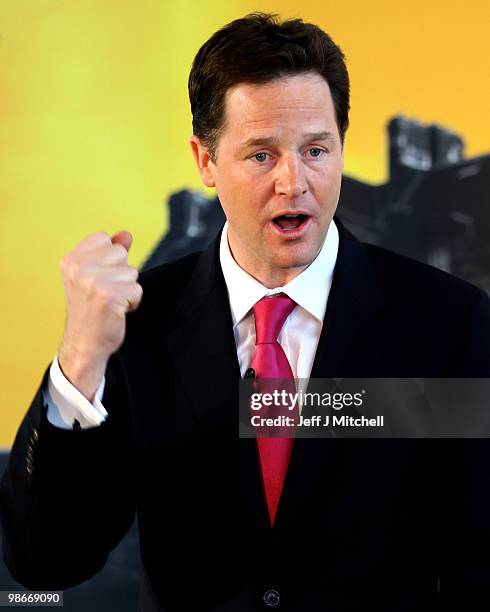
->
[263, 589, 280, 607]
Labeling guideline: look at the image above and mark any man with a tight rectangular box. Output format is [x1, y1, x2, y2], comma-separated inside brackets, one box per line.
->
[2, 12, 490, 612]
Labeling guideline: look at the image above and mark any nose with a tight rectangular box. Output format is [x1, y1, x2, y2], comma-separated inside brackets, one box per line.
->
[274, 154, 308, 199]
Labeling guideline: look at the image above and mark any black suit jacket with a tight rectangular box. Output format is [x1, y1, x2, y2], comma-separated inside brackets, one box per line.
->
[2, 219, 490, 611]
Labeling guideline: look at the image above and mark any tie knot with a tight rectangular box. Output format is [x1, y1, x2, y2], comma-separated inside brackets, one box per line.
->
[253, 294, 297, 344]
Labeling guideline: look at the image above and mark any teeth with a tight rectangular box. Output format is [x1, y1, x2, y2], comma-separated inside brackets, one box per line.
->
[283, 214, 300, 218]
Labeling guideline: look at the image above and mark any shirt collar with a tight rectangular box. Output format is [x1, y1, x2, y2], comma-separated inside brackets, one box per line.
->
[219, 218, 339, 327]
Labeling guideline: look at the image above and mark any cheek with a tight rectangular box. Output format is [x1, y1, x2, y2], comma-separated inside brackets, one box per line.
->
[320, 168, 342, 196]
[215, 169, 251, 206]
[220, 196, 255, 231]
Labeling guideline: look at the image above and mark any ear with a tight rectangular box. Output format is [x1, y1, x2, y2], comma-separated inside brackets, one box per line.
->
[189, 135, 216, 188]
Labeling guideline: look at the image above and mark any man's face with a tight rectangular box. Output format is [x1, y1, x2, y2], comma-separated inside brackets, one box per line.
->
[191, 72, 344, 287]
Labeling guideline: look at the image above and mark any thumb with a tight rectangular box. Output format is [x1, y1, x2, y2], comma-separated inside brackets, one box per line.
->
[111, 230, 133, 252]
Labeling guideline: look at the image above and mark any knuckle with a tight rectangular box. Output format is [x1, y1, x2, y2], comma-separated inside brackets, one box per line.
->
[129, 265, 139, 280]
[60, 251, 76, 271]
[93, 231, 111, 243]
[129, 282, 143, 302]
[80, 232, 110, 251]
[66, 260, 81, 280]
[59, 255, 68, 272]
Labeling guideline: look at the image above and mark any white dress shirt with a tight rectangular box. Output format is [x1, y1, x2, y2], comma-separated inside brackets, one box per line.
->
[43, 219, 339, 429]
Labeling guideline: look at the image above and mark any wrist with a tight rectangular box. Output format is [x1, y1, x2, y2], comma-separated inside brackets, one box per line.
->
[58, 343, 108, 402]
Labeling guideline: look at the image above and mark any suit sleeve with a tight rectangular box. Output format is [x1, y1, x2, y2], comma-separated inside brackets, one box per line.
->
[0, 350, 135, 590]
[438, 287, 490, 607]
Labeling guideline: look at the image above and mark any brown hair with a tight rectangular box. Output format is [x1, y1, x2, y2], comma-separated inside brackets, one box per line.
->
[188, 12, 350, 162]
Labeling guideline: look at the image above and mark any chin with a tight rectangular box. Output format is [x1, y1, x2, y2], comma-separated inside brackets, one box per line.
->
[276, 245, 318, 266]
[271, 253, 316, 271]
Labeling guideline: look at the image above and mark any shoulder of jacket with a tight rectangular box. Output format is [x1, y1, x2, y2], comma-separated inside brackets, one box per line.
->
[137, 250, 202, 292]
[363, 241, 484, 303]
[124, 250, 203, 326]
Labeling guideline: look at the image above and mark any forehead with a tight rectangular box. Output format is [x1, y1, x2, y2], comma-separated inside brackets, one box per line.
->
[220, 72, 338, 143]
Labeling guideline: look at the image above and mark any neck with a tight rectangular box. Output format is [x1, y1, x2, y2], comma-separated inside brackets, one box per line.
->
[226, 231, 321, 289]
[244, 265, 307, 289]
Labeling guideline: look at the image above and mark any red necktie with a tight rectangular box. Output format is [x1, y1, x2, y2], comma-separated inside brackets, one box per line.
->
[250, 294, 298, 527]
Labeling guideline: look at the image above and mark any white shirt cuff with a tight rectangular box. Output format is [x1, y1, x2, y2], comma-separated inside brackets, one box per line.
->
[43, 354, 108, 429]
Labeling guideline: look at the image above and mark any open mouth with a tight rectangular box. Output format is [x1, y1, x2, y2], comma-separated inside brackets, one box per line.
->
[272, 213, 309, 231]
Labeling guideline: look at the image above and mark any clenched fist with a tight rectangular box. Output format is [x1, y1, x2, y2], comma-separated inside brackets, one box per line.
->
[57, 230, 143, 401]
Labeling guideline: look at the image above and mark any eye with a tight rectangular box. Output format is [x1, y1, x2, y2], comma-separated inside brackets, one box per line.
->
[253, 152, 269, 163]
[306, 147, 325, 158]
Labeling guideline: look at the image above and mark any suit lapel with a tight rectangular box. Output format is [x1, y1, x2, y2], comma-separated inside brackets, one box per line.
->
[164, 232, 240, 428]
[164, 230, 270, 528]
[309, 218, 385, 380]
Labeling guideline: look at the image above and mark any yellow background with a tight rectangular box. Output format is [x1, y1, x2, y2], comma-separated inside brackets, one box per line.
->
[1, 0, 489, 446]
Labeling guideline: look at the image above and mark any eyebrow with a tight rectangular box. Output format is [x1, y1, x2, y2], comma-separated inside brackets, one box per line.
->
[241, 131, 336, 148]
